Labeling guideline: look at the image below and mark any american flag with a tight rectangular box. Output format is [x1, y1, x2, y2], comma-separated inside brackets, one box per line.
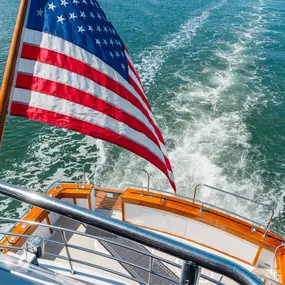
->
[9, 0, 176, 192]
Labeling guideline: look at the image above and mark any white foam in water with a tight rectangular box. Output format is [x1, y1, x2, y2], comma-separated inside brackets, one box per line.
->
[1, 127, 107, 217]
[166, 2, 273, 211]
[1, 0, 282, 225]
[136, 0, 228, 90]
[102, 0, 281, 223]
[1, 1, 228, 200]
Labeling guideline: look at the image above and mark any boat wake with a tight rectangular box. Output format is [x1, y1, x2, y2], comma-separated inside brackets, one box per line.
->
[1, 0, 285, 231]
[102, 0, 285, 226]
[136, 0, 228, 90]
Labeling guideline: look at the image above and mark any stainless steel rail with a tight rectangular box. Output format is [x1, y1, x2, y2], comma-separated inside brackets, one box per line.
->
[83, 163, 151, 191]
[0, 219, 224, 285]
[253, 275, 282, 285]
[0, 181, 263, 285]
[0, 219, 180, 284]
[0, 218, 179, 268]
[129, 184, 277, 236]
[193, 184, 274, 236]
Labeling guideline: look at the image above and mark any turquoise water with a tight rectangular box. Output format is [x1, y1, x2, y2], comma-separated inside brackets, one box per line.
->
[0, 0, 285, 232]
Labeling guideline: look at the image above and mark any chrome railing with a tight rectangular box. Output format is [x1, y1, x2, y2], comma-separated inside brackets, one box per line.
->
[0, 218, 227, 284]
[193, 184, 275, 236]
[0, 218, 181, 284]
[83, 162, 151, 191]
[46, 175, 277, 238]
[0, 181, 263, 285]
[254, 275, 282, 285]
[128, 184, 278, 237]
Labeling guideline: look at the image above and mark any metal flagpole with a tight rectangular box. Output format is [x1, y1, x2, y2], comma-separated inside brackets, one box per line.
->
[0, 0, 29, 144]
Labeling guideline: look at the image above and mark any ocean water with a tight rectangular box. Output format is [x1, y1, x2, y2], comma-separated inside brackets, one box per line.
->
[0, 0, 285, 233]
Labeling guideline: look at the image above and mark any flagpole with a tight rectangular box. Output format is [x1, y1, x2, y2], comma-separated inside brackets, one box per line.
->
[0, 0, 29, 144]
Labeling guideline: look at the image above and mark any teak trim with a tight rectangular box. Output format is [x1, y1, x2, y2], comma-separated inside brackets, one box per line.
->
[122, 189, 285, 283]
[276, 251, 285, 284]
[121, 189, 283, 252]
[0, 183, 94, 253]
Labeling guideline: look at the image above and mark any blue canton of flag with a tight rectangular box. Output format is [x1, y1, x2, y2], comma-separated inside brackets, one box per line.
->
[27, 0, 129, 80]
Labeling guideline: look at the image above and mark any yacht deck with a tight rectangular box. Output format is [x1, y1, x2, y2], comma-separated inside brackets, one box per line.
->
[37, 208, 277, 285]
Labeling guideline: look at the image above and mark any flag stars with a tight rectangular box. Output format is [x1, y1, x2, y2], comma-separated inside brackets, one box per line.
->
[57, 15, 66, 23]
[48, 2, 57, 11]
[95, 39, 101, 46]
[78, 26, 85, 33]
[69, 12, 77, 21]
[80, 11, 87, 19]
[36, 8, 44, 17]
[30, 0, 129, 81]
[61, 0, 69, 7]
[33, 0, 127, 79]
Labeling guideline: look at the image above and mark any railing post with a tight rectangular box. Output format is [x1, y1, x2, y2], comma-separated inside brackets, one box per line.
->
[180, 261, 201, 285]
[148, 256, 153, 284]
[263, 210, 274, 237]
[60, 230, 74, 274]
[0, 182, 264, 285]
[193, 184, 201, 203]
[147, 171, 150, 192]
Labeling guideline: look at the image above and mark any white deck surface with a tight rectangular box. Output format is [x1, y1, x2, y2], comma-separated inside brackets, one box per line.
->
[147, 230, 277, 284]
[37, 207, 278, 285]
[40, 213, 138, 285]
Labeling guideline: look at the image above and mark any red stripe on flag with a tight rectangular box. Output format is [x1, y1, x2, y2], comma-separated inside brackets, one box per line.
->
[16, 73, 162, 151]
[21, 44, 163, 143]
[124, 47, 145, 95]
[129, 76, 151, 111]
[16, 73, 173, 173]
[124, 46, 130, 54]
[10, 102, 175, 190]
[127, 58, 145, 92]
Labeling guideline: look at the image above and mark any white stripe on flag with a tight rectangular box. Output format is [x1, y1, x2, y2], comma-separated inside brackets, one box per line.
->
[22, 29, 175, 180]
[23, 28, 151, 113]
[124, 50, 135, 69]
[13, 88, 166, 164]
[18, 58, 162, 149]
[23, 29, 168, 151]
[128, 67, 145, 94]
